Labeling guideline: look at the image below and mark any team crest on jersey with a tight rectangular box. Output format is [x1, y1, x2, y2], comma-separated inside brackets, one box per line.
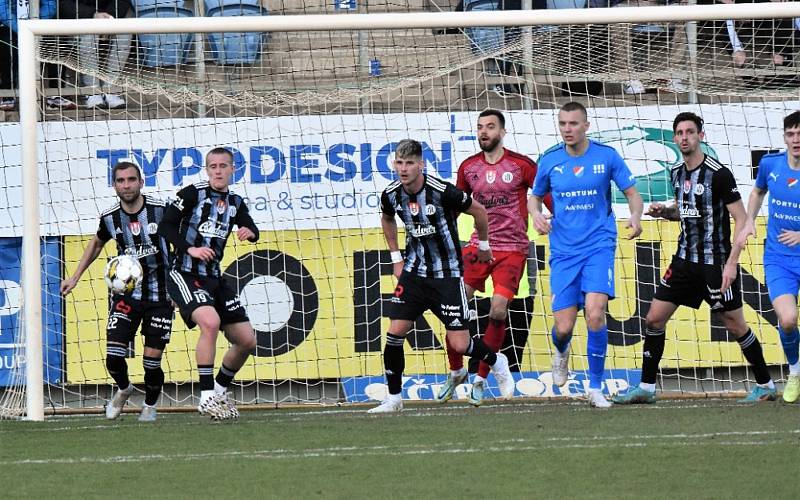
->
[694, 184, 705, 196]
[789, 178, 798, 188]
[486, 171, 496, 184]
[128, 221, 141, 236]
[228, 206, 237, 217]
[216, 200, 227, 214]
[683, 180, 692, 194]
[409, 202, 420, 215]
[502, 172, 513, 183]
[573, 166, 584, 177]
[425, 205, 436, 215]
[147, 222, 158, 234]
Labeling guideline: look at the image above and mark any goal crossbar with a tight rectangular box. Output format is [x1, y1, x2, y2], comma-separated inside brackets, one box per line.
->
[16, 2, 800, 420]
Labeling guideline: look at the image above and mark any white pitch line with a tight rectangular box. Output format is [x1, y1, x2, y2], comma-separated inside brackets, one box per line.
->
[1, 429, 796, 466]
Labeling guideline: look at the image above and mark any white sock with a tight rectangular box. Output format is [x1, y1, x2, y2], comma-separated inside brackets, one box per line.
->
[214, 381, 227, 394]
[200, 389, 214, 402]
[142, 403, 156, 409]
[451, 367, 467, 378]
[789, 361, 800, 376]
[387, 393, 402, 403]
[758, 380, 776, 389]
[638, 382, 656, 393]
[473, 375, 486, 384]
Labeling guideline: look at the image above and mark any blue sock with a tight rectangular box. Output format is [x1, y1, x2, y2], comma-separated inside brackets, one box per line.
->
[551, 327, 572, 354]
[779, 326, 800, 366]
[587, 326, 608, 390]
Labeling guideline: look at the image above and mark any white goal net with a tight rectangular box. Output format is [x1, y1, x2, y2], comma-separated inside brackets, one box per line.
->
[3, 2, 800, 418]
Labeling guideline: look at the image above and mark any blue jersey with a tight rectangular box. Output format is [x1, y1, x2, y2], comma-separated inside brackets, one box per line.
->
[532, 140, 635, 256]
[755, 151, 800, 258]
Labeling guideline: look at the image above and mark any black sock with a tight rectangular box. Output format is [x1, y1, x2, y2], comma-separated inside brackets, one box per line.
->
[641, 327, 666, 385]
[737, 329, 772, 385]
[465, 337, 497, 366]
[143, 355, 164, 406]
[198, 364, 215, 391]
[105, 352, 130, 390]
[215, 363, 237, 389]
[384, 333, 405, 395]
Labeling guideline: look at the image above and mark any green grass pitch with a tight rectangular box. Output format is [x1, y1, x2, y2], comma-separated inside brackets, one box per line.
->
[1, 399, 797, 499]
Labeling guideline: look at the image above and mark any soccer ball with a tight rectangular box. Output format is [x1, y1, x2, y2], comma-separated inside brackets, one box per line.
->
[104, 255, 144, 294]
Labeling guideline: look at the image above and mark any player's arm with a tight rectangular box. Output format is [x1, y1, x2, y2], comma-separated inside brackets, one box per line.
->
[464, 199, 492, 262]
[527, 195, 551, 235]
[645, 197, 681, 221]
[622, 185, 643, 239]
[61, 235, 106, 296]
[380, 191, 404, 278]
[722, 199, 748, 293]
[736, 186, 767, 249]
[235, 202, 260, 243]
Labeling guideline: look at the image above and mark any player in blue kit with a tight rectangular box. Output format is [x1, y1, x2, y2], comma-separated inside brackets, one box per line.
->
[529, 102, 643, 408]
[738, 111, 800, 403]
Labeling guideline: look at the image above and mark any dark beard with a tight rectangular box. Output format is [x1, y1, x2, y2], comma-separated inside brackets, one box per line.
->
[479, 137, 500, 153]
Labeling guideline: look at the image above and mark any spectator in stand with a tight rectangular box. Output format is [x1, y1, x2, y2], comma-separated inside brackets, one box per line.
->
[61, 0, 133, 109]
[0, 0, 61, 110]
[719, 0, 798, 68]
[593, 0, 689, 94]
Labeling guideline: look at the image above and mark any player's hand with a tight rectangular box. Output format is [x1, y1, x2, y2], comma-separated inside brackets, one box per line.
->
[393, 261, 403, 279]
[188, 246, 216, 262]
[778, 229, 800, 247]
[237, 227, 255, 241]
[721, 262, 738, 294]
[735, 221, 756, 249]
[645, 203, 666, 218]
[533, 213, 552, 235]
[626, 216, 642, 240]
[477, 247, 493, 263]
[60, 276, 78, 296]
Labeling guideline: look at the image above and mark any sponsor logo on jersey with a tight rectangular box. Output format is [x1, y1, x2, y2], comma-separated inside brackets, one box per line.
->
[216, 200, 227, 215]
[769, 172, 779, 182]
[425, 205, 436, 216]
[129, 221, 141, 236]
[501, 171, 513, 183]
[486, 170, 496, 184]
[228, 206, 237, 217]
[680, 207, 700, 218]
[573, 166, 584, 177]
[125, 245, 159, 259]
[592, 164, 605, 174]
[406, 224, 437, 238]
[694, 184, 705, 196]
[409, 202, 420, 216]
[147, 222, 158, 234]
[553, 166, 564, 175]
[198, 220, 229, 239]
[789, 178, 798, 188]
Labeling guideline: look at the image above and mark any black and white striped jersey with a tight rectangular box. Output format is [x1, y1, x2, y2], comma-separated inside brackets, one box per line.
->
[96, 195, 172, 302]
[157, 181, 259, 278]
[671, 155, 741, 265]
[381, 174, 473, 278]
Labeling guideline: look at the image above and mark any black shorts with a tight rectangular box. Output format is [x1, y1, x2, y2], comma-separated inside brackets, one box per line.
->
[107, 296, 173, 349]
[389, 272, 471, 330]
[654, 257, 742, 312]
[167, 270, 249, 329]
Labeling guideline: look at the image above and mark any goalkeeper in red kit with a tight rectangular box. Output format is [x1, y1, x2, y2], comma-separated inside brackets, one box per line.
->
[436, 109, 552, 406]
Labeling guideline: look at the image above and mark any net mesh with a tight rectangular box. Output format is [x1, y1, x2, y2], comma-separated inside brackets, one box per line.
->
[2, 3, 800, 417]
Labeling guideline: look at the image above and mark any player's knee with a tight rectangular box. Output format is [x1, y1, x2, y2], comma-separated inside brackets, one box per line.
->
[106, 352, 127, 374]
[584, 309, 605, 331]
[239, 333, 257, 352]
[778, 313, 798, 333]
[488, 305, 507, 322]
[645, 313, 666, 331]
[196, 315, 221, 334]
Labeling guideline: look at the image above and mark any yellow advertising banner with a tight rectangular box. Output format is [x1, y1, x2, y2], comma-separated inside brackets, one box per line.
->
[64, 218, 782, 384]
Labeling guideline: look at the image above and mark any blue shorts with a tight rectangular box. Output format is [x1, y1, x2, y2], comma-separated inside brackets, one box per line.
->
[764, 253, 800, 302]
[549, 248, 615, 312]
